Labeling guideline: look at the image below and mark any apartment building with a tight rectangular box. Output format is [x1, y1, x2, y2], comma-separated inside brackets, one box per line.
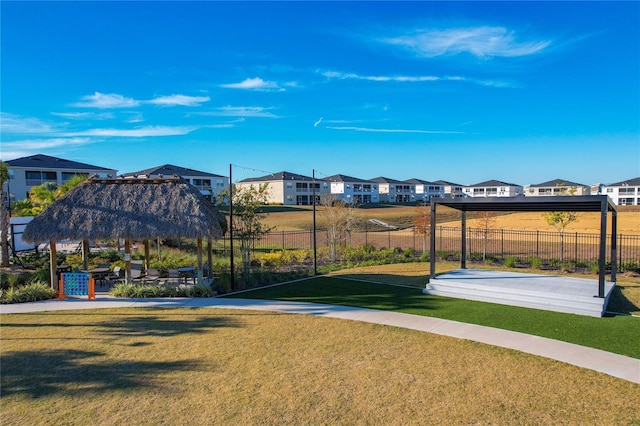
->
[405, 178, 446, 202]
[603, 177, 640, 205]
[324, 174, 379, 204]
[433, 180, 465, 198]
[524, 178, 590, 196]
[463, 180, 523, 198]
[121, 164, 228, 201]
[370, 177, 414, 203]
[4, 154, 117, 203]
[236, 171, 327, 205]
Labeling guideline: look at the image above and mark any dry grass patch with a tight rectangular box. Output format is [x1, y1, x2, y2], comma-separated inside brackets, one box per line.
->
[2, 308, 639, 425]
[261, 205, 640, 235]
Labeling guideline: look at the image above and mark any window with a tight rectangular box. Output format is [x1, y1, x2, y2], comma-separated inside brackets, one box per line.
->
[61, 172, 88, 182]
[486, 188, 497, 195]
[25, 170, 57, 186]
[286, 182, 293, 188]
[619, 187, 636, 195]
[192, 179, 212, 190]
[539, 188, 552, 195]
[619, 197, 635, 206]
[473, 188, 485, 195]
[606, 188, 613, 193]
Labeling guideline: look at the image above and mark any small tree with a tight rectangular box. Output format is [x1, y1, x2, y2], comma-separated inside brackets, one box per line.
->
[0, 161, 10, 267]
[412, 201, 431, 252]
[11, 175, 88, 217]
[473, 211, 498, 262]
[542, 183, 579, 262]
[218, 183, 272, 287]
[318, 193, 359, 262]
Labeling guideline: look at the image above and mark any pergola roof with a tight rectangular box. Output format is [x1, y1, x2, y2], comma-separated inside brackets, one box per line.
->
[432, 195, 617, 213]
[429, 195, 618, 297]
[23, 176, 225, 243]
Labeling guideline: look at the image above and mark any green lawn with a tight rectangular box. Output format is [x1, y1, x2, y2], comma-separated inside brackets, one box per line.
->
[229, 276, 640, 359]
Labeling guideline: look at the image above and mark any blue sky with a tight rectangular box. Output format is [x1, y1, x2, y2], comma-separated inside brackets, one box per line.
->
[1, 1, 638, 186]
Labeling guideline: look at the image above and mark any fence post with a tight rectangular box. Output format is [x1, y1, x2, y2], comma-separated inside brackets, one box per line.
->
[575, 232, 578, 271]
[388, 230, 391, 249]
[365, 222, 368, 247]
[501, 229, 504, 259]
[536, 230, 539, 258]
[282, 231, 285, 251]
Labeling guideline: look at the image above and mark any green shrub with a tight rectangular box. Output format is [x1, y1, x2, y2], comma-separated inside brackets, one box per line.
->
[504, 256, 517, 268]
[1, 282, 57, 304]
[0, 272, 17, 290]
[32, 267, 51, 284]
[529, 257, 543, 269]
[110, 283, 215, 298]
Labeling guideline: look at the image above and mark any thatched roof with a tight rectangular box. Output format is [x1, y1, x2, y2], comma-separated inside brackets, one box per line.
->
[23, 176, 225, 243]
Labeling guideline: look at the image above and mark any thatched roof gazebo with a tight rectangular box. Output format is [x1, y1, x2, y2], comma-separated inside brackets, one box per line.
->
[23, 176, 225, 286]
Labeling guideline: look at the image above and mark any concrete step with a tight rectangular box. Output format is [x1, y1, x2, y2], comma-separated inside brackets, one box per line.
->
[424, 279, 610, 317]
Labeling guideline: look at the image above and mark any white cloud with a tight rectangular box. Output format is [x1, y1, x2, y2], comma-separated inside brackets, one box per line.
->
[63, 125, 196, 137]
[321, 70, 512, 88]
[327, 126, 463, 134]
[51, 112, 115, 120]
[220, 77, 284, 91]
[198, 106, 280, 118]
[0, 113, 58, 134]
[74, 92, 140, 108]
[322, 70, 442, 82]
[381, 26, 551, 58]
[147, 94, 211, 107]
[1, 137, 93, 151]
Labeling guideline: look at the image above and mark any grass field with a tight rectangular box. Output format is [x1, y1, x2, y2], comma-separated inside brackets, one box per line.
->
[261, 204, 640, 235]
[2, 308, 639, 425]
[231, 266, 640, 359]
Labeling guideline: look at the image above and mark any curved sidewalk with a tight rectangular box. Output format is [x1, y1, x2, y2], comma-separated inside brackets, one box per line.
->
[1, 296, 638, 384]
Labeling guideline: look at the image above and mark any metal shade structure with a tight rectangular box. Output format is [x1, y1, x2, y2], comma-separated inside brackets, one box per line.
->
[23, 176, 225, 286]
[429, 195, 618, 297]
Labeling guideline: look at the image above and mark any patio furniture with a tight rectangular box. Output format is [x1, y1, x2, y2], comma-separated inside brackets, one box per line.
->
[107, 266, 124, 284]
[177, 266, 197, 285]
[142, 268, 162, 284]
[131, 260, 146, 283]
[87, 266, 111, 287]
[167, 269, 180, 285]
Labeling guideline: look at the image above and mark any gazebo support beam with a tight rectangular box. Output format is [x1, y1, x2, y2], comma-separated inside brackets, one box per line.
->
[144, 240, 150, 271]
[611, 210, 617, 283]
[598, 199, 607, 297]
[430, 201, 436, 279]
[82, 239, 90, 270]
[197, 238, 203, 284]
[207, 238, 213, 281]
[125, 239, 132, 284]
[461, 210, 467, 270]
[49, 240, 58, 290]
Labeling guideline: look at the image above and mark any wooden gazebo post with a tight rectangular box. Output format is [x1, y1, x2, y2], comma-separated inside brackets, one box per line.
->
[197, 238, 204, 284]
[124, 239, 132, 284]
[49, 240, 58, 290]
[144, 240, 150, 271]
[81, 239, 90, 270]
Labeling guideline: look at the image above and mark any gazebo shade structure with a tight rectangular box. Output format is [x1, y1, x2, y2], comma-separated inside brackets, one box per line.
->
[429, 195, 618, 297]
[23, 176, 224, 242]
[23, 176, 225, 286]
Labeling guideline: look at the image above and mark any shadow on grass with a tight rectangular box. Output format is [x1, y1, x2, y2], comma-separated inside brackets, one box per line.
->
[1, 349, 198, 399]
[97, 312, 242, 337]
[607, 284, 640, 315]
[1, 311, 243, 338]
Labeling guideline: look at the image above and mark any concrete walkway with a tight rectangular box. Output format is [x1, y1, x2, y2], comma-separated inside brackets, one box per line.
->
[1, 296, 638, 384]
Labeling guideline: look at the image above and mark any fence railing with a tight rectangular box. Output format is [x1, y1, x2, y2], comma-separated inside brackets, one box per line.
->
[217, 226, 640, 269]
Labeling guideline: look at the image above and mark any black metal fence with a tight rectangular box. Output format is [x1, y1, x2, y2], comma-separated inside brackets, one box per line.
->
[217, 226, 640, 269]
